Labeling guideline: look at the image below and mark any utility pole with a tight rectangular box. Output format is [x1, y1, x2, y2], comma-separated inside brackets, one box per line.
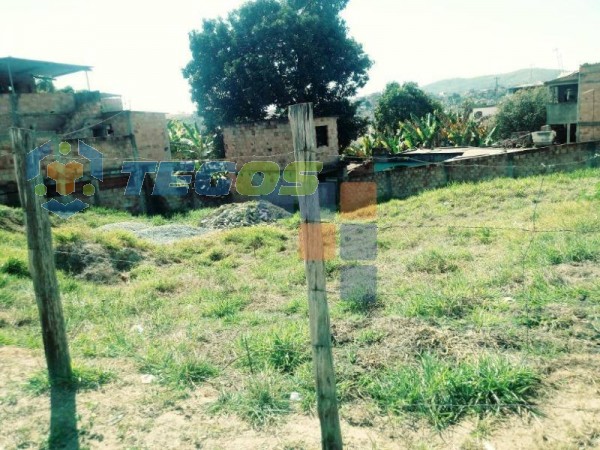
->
[288, 103, 343, 450]
[10, 127, 78, 447]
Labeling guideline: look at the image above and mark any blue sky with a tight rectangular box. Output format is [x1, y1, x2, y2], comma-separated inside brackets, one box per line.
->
[2, 0, 599, 113]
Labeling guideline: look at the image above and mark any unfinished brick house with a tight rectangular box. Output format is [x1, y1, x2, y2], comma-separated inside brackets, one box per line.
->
[0, 57, 170, 211]
[223, 116, 340, 168]
[546, 62, 600, 144]
[222, 117, 342, 210]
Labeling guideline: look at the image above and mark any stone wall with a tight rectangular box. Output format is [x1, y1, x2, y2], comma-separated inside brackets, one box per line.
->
[223, 117, 339, 170]
[351, 142, 600, 201]
[578, 63, 600, 142]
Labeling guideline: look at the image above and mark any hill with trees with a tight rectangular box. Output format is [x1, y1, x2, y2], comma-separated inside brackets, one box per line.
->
[422, 68, 562, 95]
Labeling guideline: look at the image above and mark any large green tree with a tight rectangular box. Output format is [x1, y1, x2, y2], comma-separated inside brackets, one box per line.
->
[183, 0, 372, 148]
[374, 82, 440, 133]
[494, 87, 550, 138]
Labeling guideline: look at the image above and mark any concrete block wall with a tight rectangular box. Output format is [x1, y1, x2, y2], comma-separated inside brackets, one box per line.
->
[131, 112, 171, 161]
[578, 63, 600, 142]
[352, 142, 600, 202]
[13, 92, 76, 115]
[223, 117, 339, 170]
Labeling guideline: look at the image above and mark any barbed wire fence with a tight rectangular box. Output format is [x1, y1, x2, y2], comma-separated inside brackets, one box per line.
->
[3, 125, 600, 422]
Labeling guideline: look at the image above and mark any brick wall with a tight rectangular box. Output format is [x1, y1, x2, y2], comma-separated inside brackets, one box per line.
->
[111, 111, 171, 161]
[131, 112, 171, 161]
[351, 142, 600, 201]
[578, 63, 600, 142]
[223, 117, 339, 170]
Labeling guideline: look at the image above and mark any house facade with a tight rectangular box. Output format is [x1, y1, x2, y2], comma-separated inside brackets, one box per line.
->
[222, 116, 340, 169]
[0, 57, 170, 210]
[546, 62, 600, 144]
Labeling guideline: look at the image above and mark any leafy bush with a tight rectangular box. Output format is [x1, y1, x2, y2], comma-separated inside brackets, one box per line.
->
[375, 82, 440, 133]
[494, 87, 550, 138]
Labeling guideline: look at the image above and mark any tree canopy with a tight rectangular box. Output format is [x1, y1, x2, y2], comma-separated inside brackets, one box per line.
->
[493, 87, 550, 138]
[374, 82, 441, 133]
[183, 0, 372, 148]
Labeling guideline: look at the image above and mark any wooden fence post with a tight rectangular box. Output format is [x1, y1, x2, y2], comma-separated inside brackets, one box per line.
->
[10, 128, 77, 445]
[289, 103, 343, 450]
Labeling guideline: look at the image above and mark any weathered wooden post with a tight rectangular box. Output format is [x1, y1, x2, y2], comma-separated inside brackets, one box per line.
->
[10, 128, 78, 447]
[289, 103, 343, 450]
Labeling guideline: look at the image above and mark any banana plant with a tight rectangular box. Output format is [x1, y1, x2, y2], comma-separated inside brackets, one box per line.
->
[398, 113, 441, 149]
[167, 119, 215, 160]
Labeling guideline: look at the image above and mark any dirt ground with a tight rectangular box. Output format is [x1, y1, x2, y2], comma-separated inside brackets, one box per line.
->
[0, 347, 598, 450]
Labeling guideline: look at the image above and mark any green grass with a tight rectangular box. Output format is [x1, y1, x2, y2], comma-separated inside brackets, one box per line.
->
[364, 354, 541, 429]
[138, 348, 218, 389]
[25, 365, 116, 395]
[239, 323, 310, 374]
[0, 257, 30, 278]
[210, 373, 291, 428]
[1, 167, 600, 437]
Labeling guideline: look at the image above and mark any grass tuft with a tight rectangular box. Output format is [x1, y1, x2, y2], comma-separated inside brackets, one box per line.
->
[364, 354, 540, 428]
[26, 365, 115, 395]
[0, 257, 30, 278]
[410, 249, 471, 274]
[239, 323, 310, 374]
[210, 373, 290, 427]
[139, 349, 218, 389]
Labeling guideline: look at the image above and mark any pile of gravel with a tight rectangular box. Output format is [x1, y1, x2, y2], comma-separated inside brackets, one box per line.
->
[97, 222, 211, 244]
[199, 200, 292, 229]
[134, 225, 211, 244]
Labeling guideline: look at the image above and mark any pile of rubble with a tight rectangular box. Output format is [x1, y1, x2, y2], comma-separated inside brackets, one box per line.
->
[200, 200, 292, 229]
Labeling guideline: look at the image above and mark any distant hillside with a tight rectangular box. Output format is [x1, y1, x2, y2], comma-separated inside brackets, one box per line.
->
[423, 68, 562, 95]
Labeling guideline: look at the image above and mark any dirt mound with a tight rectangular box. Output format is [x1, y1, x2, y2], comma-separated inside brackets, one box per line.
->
[200, 200, 292, 229]
[0, 206, 24, 232]
[55, 242, 143, 283]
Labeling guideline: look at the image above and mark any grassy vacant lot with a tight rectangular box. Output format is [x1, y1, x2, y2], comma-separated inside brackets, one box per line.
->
[0, 168, 599, 449]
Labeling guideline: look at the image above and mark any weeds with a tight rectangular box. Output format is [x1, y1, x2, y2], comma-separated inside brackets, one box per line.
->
[239, 323, 310, 374]
[210, 373, 290, 427]
[26, 365, 115, 395]
[364, 354, 540, 428]
[0, 257, 30, 278]
[410, 249, 471, 274]
[138, 348, 218, 389]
